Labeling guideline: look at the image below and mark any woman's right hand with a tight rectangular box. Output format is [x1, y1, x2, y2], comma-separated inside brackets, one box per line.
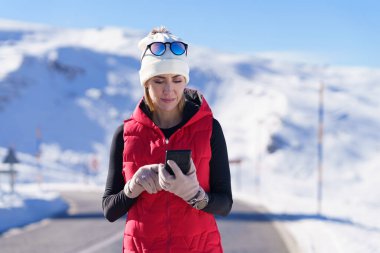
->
[124, 164, 162, 198]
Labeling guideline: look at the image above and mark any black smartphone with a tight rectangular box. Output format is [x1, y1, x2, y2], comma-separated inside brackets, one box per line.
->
[165, 149, 192, 176]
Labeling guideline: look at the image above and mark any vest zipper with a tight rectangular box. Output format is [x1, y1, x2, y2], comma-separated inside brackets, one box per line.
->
[164, 136, 171, 252]
[166, 193, 171, 252]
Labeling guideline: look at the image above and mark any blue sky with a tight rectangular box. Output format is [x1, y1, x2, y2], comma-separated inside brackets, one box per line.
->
[0, 0, 379, 67]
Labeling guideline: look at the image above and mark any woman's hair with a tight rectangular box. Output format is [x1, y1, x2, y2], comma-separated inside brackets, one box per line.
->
[144, 86, 155, 111]
[150, 26, 171, 35]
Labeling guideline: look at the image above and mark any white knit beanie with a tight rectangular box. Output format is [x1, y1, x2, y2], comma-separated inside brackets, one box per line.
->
[138, 28, 190, 86]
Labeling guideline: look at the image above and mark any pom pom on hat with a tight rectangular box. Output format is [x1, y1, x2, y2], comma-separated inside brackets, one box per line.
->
[138, 27, 190, 86]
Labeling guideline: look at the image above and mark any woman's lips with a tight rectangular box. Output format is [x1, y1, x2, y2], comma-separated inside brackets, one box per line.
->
[161, 98, 176, 103]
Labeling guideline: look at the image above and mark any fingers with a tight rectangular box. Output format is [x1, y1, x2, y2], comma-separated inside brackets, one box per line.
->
[147, 164, 161, 192]
[136, 167, 161, 194]
[150, 164, 159, 174]
[124, 179, 144, 198]
[147, 173, 158, 193]
[158, 163, 173, 190]
[187, 158, 196, 175]
[154, 177, 163, 191]
[159, 180, 170, 191]
[158, 162, 173, 180]
[134, 162, 188, 195]
[154, 164, 163, 191]
[167, 160, 183, 177]
[136, 173, 150, 192]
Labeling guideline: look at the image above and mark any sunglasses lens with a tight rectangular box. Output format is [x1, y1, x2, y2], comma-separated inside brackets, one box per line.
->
[150, 42, 166, 56]
[170, 42, 186, 55]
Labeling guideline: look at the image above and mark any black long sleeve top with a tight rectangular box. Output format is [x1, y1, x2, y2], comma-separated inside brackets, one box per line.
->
[102, 100, 233, 222]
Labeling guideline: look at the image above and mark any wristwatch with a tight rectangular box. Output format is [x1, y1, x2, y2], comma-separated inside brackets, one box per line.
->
[187, 188, 209, 210]
[193, 192, 209, 210]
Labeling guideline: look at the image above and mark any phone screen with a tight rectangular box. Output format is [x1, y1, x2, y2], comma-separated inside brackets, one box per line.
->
[165, 150, 192, 176]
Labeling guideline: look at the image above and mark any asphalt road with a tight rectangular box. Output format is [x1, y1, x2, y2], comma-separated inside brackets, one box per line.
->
[0, 191, 293, 253]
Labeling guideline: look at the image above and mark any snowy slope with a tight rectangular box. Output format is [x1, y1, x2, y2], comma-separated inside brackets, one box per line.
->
[0, 19, 380, 253]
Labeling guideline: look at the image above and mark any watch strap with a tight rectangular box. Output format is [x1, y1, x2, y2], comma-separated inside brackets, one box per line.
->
[187, 187, 208, 209]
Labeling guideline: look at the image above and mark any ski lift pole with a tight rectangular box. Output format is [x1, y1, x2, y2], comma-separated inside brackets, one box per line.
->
[9, 164, 15, 193]
[317, 82, 325, 214]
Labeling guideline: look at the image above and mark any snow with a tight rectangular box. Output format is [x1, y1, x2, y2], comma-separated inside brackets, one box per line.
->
[0, 184, 68, 234]
[1, 19, 380, 253]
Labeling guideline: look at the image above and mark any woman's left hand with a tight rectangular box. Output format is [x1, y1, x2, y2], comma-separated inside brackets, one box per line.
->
[158, 159, 200, 202]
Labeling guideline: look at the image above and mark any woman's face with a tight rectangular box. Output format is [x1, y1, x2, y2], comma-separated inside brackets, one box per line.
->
[146, 74, 186, 113]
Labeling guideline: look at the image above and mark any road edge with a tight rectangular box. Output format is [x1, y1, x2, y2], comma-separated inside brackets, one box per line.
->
[233, 194, 303, 253]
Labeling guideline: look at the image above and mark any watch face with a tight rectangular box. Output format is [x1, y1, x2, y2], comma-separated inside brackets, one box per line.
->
[195, 198, 208, 210]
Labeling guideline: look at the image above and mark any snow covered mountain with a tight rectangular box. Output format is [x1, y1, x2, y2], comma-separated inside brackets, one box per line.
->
[1, 19, 380, 253]
[0, 20, 227, 154]
[1, 18, 379, 192]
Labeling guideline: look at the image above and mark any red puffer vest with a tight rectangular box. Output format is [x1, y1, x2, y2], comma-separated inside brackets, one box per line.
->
[122, 92, 223, 253]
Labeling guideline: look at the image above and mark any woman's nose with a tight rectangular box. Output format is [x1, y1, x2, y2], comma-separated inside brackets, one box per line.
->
[163, 82, 172, 92]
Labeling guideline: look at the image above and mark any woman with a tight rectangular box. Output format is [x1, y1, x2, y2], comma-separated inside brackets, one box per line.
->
[103, 27, 233, 253]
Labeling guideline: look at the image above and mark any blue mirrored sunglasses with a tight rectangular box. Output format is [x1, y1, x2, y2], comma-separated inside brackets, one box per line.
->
[142, 41, 188, 59]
